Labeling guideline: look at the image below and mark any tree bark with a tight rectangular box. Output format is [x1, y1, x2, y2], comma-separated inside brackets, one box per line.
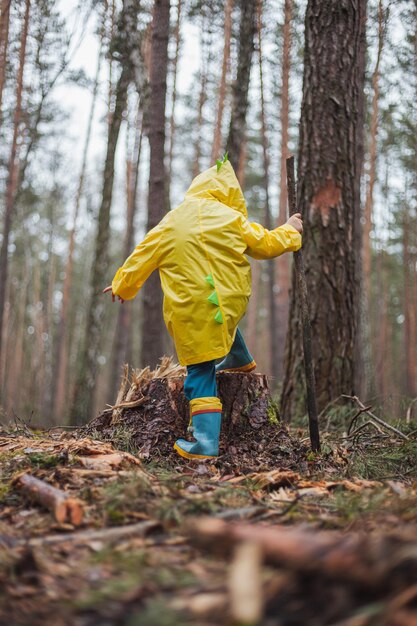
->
[281, 0, 367, 417]
[225, 0, 257, 172]
[140, 0, 170, 369]
[211, 0, 233, 163]
[276, 0, 293, 381]
[70, 64, 131, 425]
[0, 0, 30, 396]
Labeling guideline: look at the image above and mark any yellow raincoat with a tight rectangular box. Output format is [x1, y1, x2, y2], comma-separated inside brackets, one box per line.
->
[112, 161, 302, 366]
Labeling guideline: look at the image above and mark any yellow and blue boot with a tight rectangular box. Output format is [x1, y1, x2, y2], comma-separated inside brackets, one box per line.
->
[216, 327, 256, 373]
[174, 397, 222, 460]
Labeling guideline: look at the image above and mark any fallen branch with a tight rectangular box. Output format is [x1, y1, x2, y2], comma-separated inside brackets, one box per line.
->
[26, 519, 161, 546]
[187, 517, 417, 588]
[343, 395, 409, 441]
[13, 473, 84, 526]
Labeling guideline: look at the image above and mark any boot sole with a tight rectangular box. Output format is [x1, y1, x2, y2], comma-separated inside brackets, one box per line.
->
[173, 442, 217, 460]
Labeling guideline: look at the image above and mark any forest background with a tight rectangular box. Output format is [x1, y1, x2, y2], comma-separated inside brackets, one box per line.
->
[0, 0, 415, 428]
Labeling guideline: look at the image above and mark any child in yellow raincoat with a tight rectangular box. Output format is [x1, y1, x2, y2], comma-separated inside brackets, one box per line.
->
[105, 158, 302, 460]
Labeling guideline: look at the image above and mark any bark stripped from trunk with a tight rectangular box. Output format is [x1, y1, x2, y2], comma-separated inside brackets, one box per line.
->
[276, 0, 293, 381]
[225, 0, 257, 172]
[211, 0, 233, 163]
[0, 0, 30, 394]
[141, 0, 170, 369]
[282, 0, 366, 417]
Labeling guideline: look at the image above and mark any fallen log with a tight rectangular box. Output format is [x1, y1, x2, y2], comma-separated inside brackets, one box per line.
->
[13, 473, 84, 526]
[187, 517, 417, 590]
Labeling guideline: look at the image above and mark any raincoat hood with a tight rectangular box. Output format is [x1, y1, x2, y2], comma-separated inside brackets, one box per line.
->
[184, 161, 248, 218]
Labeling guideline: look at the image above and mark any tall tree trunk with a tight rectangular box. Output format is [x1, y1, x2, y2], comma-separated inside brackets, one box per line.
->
[281, 0, 367, 417]
[412, 0, 417, 398]
[257, 0, 277, 381]
[363, 0, 385, 301]
[192, 11, 210, 178]
[403, 203, 416, 397]
[0, 0, 30, 397]
[70, 64, 131, 425]
[0, 0, 11, 123]
[167, 0, 181, 185]
[108, 106, 143, 403]
[140, 0, 170, 369]
[5, 265, 28, 414]
[211, 0, 233, 163]
[374, 250, 390, 402]
[106, 0, 117, 126]
[53, 40, 103, 424]
[225, 0, 257, 172]
[276, 0, 293, 382]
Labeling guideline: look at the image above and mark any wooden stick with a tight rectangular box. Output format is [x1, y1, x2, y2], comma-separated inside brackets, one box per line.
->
[13, 473, 84, 526]
[286, 156, 320, 451]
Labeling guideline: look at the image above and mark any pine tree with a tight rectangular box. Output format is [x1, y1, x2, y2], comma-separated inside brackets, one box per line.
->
[282, 0, 367, 416]
[140, 0, 171, 369]
[225, 0, 257, 173]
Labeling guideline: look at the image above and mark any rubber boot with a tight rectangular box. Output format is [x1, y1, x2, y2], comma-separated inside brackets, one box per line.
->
[216, 327, 256, 373]
[174, 397, 222, 460]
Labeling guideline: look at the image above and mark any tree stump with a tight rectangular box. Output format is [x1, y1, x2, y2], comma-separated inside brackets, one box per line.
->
[87, 359, 305, 470]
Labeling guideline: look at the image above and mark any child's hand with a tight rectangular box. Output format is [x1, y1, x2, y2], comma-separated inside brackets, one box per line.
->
[286, 213, 303, 234]
[103, 285, 124, 303]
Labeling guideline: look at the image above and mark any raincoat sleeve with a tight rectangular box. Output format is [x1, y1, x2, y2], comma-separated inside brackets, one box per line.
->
[239, 218, 302, 260]
[111, 223, 164, 300]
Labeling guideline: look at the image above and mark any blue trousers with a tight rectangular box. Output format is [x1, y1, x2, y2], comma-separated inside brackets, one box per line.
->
[183, 360, 217, 400]
[183, 327, 252, 401]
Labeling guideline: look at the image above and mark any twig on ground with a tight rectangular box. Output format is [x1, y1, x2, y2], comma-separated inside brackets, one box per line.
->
[342, 396, 409, 441]
[347, 407, 373, 436]
[25, 520, 162, 547]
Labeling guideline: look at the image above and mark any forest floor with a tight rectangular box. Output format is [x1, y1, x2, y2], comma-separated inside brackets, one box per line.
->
[1, 403, 417, 626]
